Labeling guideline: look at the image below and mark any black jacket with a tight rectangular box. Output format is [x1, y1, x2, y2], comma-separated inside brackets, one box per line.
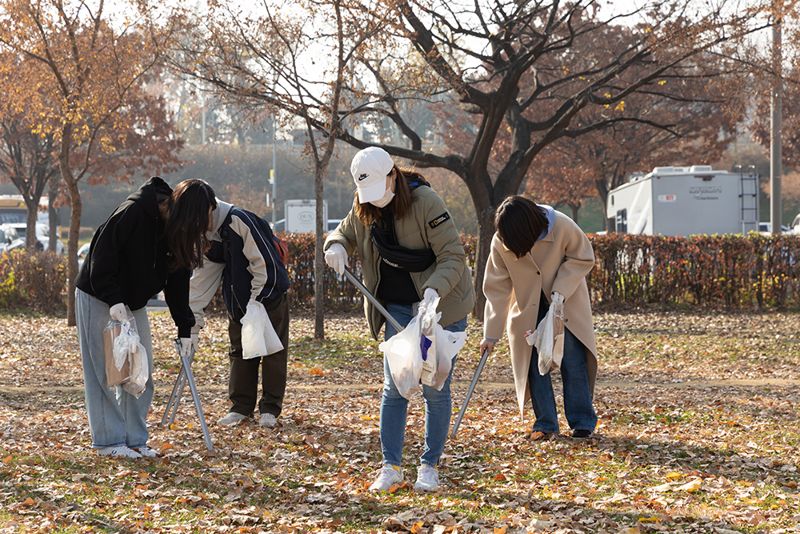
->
[76, 177, 195, 337]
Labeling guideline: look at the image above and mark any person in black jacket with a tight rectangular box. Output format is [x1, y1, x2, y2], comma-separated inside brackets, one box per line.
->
[76, 177, 207, 459]
[176, 179, 291, 429]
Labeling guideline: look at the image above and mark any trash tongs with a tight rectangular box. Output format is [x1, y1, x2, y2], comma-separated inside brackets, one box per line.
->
[161, 340, 214, 452]
[343, 266, 484, 439]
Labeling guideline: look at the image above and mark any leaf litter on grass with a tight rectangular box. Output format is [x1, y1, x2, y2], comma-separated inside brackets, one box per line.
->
[0, 311, 799, 532]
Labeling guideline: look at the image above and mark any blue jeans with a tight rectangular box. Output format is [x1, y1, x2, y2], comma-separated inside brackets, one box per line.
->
[528, 293, 597, 433]
[528, 296, 596, 433]
[76, 289, 155, 449]
[382, 302, 467, 467]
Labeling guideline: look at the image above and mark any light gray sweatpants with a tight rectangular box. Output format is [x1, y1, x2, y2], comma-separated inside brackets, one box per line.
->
[75, 288, 154, 448]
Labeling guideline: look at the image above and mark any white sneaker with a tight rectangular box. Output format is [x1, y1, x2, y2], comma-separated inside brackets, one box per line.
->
[414, 464, 439, 492]
[133, 446, 159, 458]
[259, 413, 277, 428]
[369, 465, 403, 492]
[217, 412, 248, 426]
[97, 445, 142, 459]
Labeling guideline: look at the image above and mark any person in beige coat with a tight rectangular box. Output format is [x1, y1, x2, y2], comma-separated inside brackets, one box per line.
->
[480, 195, 598, 440]
[324, 147, 475, 493]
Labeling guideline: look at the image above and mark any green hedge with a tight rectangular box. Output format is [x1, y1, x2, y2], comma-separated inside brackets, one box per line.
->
[2, 233, 800, 315]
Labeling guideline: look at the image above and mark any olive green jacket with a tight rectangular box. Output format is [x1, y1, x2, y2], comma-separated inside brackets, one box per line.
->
[325, 185, 475, 339]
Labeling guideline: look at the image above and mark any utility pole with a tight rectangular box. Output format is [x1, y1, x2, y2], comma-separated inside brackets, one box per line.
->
[770, 0, 783, 234]
[270, 116, 277, 224]
[201, 94, 207, 145]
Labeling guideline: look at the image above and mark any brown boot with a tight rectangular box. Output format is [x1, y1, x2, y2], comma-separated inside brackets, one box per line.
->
[530, 430, 555, 441]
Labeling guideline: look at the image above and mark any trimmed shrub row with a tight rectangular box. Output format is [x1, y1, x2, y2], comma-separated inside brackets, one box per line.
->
[2, 233, 799, 314]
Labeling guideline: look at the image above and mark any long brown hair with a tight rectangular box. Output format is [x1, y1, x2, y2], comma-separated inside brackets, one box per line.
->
[354, 167, 430, 226]
[167, 179, 217, 270]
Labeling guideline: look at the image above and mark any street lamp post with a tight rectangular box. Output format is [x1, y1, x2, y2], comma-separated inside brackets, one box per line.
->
[770, 1, 783, 235]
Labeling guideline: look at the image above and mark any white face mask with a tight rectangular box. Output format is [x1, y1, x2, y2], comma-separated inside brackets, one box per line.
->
[369, 189, 395, 208]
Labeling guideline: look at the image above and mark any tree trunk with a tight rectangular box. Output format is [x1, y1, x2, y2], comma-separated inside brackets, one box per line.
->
[594, 177, 614, 232]
[65, 177, 81, 325]
[570, 203, 580, 224]
[25, 200, 38, 251]
[473, 206, 496, 321]
[313, 163, 326, 340]
[48, 176, 59, 252]
[59, 124, 80, 325]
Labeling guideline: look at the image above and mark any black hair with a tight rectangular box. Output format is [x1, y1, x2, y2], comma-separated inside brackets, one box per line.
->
[167, 179, 217, 269]
[494, 195, 548, 258]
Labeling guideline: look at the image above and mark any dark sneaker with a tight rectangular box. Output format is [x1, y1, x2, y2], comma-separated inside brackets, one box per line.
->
[571, 429, 594, 439]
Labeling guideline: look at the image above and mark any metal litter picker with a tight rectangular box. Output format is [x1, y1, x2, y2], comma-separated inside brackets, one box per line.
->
[161, 340, 214, 451]
[450, 348, 489, 438]
[342, 268, 402, 332]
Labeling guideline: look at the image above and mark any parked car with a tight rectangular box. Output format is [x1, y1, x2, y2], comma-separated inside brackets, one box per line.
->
[270, 218, 342, 233]
[77, 242, 91, 268]
[0, 226, 18, 253]
[0, 222, 64, 254]
[758, 222, 791, 234]
[790, 213, 800, 235]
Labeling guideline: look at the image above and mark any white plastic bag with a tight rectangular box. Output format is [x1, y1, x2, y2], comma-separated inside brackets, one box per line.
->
[241, 300, 284, 359]
[381, 297, 468, 395]
[526, 292, 565, 376]
[430, 327, 467, 390]
[109, 307, 148, 398]
[122, 341, 149, 398]
[379, 315, 424, 400]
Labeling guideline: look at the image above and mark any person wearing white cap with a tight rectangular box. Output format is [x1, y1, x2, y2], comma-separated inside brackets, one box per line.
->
[324, 146, 475, 492]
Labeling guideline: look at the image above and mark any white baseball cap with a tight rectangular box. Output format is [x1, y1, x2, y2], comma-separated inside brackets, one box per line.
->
[351, 147, 394, 203]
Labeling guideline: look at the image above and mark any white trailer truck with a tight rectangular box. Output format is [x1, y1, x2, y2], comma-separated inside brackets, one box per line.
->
[606, 166, 758, 236]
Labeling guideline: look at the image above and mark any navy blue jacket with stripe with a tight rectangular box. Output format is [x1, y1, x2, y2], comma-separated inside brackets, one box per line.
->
[189, 201, 289, 328]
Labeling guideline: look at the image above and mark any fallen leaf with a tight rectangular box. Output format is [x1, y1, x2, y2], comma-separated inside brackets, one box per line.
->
[309, 367, 325, 376]
[677, 478, 703, 493]
[665, 471, 683, 481]
[650, 482, 674, 493]
[638, 516, 661, 523]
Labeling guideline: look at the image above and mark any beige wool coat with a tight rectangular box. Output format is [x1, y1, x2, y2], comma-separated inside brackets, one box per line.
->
[483, 211, 598, 416]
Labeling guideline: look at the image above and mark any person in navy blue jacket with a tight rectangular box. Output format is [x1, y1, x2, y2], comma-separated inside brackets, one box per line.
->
[174, 179, 291, 428]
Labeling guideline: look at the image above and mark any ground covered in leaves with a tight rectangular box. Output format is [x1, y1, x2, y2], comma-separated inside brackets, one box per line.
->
[0, 309, 799, 533]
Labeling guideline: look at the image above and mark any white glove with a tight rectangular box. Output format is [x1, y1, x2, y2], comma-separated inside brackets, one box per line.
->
[422, 287, 439, 308]
[178, 337, 193, 358]
[109, 303, 127, 322]
[419, 288, 440, 333]
[324, 243, 348, 275]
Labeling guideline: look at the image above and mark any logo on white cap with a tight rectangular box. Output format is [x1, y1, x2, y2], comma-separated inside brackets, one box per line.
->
[351, 147, 394, 203]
